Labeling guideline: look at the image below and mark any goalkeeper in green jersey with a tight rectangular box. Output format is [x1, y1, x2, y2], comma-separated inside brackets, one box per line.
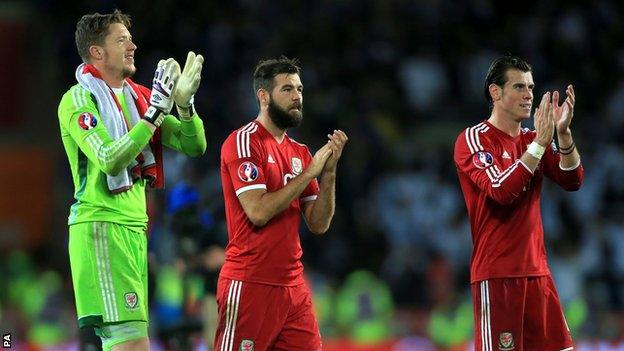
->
[58, 10, 206, 351]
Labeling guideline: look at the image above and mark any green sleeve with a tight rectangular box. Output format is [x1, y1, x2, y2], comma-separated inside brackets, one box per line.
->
[160, 113, 207, 157]
[61, 87, 154, 176]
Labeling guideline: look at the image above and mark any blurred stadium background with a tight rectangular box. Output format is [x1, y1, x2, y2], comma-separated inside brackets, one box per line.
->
[1, 0, 624, 350]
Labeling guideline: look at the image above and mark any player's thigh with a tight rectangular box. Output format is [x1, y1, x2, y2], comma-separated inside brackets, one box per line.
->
[214, 277, 289, 351]
[523, 275, 574, 351]
[273, 283, 321, 351]
[104, 222, 148, 322]
[69, 222, 105, 324]
[471, 279, 526, 351]
[70, 222, 149, 325]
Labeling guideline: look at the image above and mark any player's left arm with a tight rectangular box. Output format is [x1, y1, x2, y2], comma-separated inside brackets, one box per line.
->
[543, 85, 584, 190]
[159, 51, 207, 157]
[160, 114, 206, 157]
[302, 130, 348, 235]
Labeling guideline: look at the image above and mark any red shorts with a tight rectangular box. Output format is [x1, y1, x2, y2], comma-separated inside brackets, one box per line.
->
[214, 277, 321, 351]
[471, 275, 573, 351]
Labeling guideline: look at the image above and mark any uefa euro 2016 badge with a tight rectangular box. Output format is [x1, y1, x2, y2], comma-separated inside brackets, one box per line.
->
[124, 292, 138, 309]
[238, 161, 259, 182]
[78, 112, 97, 130]
[472, 151, 494, 169]
[291, 157, 302, 175]
[240, 339, 254, 351]
[498, 332, 515, 350]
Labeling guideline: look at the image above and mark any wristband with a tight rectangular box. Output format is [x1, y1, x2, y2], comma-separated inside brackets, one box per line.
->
[142, 106, 164, 127]
[559, 142, 575, 155]
[526, 141, 546, 160]
[559, 143, 576, 155]
[176, 103, 196, 121]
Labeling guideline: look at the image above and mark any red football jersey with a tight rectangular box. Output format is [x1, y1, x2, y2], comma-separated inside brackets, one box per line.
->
[454, 121, 583, 283]
[219, 121, 320, 286]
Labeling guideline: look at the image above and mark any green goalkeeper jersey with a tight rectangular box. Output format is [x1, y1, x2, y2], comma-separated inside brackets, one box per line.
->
[58, 84, 206, 232]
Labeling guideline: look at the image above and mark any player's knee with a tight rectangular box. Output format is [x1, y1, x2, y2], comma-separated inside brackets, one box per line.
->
[95, 321, 149, 351]
[110, 337, 149, 351]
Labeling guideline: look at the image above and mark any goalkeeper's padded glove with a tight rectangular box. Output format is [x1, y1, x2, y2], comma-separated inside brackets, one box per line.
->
[173, 51, 204, 120]
[149, 58, 179, 114]
[142, 106, 165, 127]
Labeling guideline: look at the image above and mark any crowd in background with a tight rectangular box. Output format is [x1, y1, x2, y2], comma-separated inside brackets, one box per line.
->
[1, 0, 624, 349]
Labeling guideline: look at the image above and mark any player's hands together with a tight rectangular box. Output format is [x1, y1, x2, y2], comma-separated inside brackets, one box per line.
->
[323, 130, 348, 174]
[173, 51, 204, 120]
[533, 92, 555, 147]
[305, 143, 333, 178]
[552, 85, 575, 136]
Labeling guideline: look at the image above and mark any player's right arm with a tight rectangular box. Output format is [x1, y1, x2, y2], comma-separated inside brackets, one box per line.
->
[222, 131, 332, 227]
[455, 125, 537, 205]
[59, 86, 155, 176]
[455, 130, 531, 205]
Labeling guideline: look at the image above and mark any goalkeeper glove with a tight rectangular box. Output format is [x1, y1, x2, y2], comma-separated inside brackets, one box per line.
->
[144, 58, 179, 127]
[173, 51, 204, 120]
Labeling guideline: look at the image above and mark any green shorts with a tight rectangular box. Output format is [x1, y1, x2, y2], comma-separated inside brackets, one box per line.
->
[69, 221, 148, 328]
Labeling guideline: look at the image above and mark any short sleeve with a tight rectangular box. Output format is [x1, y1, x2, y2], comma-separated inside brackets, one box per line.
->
[222, 128, 267, 196]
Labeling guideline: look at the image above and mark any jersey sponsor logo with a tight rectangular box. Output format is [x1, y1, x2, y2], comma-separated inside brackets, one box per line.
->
[498, 332, 515, 350]
[238, 161, 259, 182]
[472, 151, 494, 169]
[78, 112, 97, 130]
[124, 292, 138, 309]
[240, 339, 254, 351]
[268, 154, 276, 163]
[283, 173, 294, 185]
[291, 157, 303, 175]
[502, 150, 511, 159]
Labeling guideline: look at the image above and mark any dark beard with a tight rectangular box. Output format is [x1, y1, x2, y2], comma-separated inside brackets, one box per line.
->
[268, 100, 303, 130]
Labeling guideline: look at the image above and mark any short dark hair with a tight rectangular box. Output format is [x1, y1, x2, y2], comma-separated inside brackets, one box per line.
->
[484, 55, 532, 105]
[253, 57, 301, 103]
[75, 9, 131, 63]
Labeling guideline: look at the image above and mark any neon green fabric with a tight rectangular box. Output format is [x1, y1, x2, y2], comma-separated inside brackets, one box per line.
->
[60, 80, 206, 331]
[58, 83, 206, 229]
[69, 222, 148, 327]
[59, 84, 153, 230]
